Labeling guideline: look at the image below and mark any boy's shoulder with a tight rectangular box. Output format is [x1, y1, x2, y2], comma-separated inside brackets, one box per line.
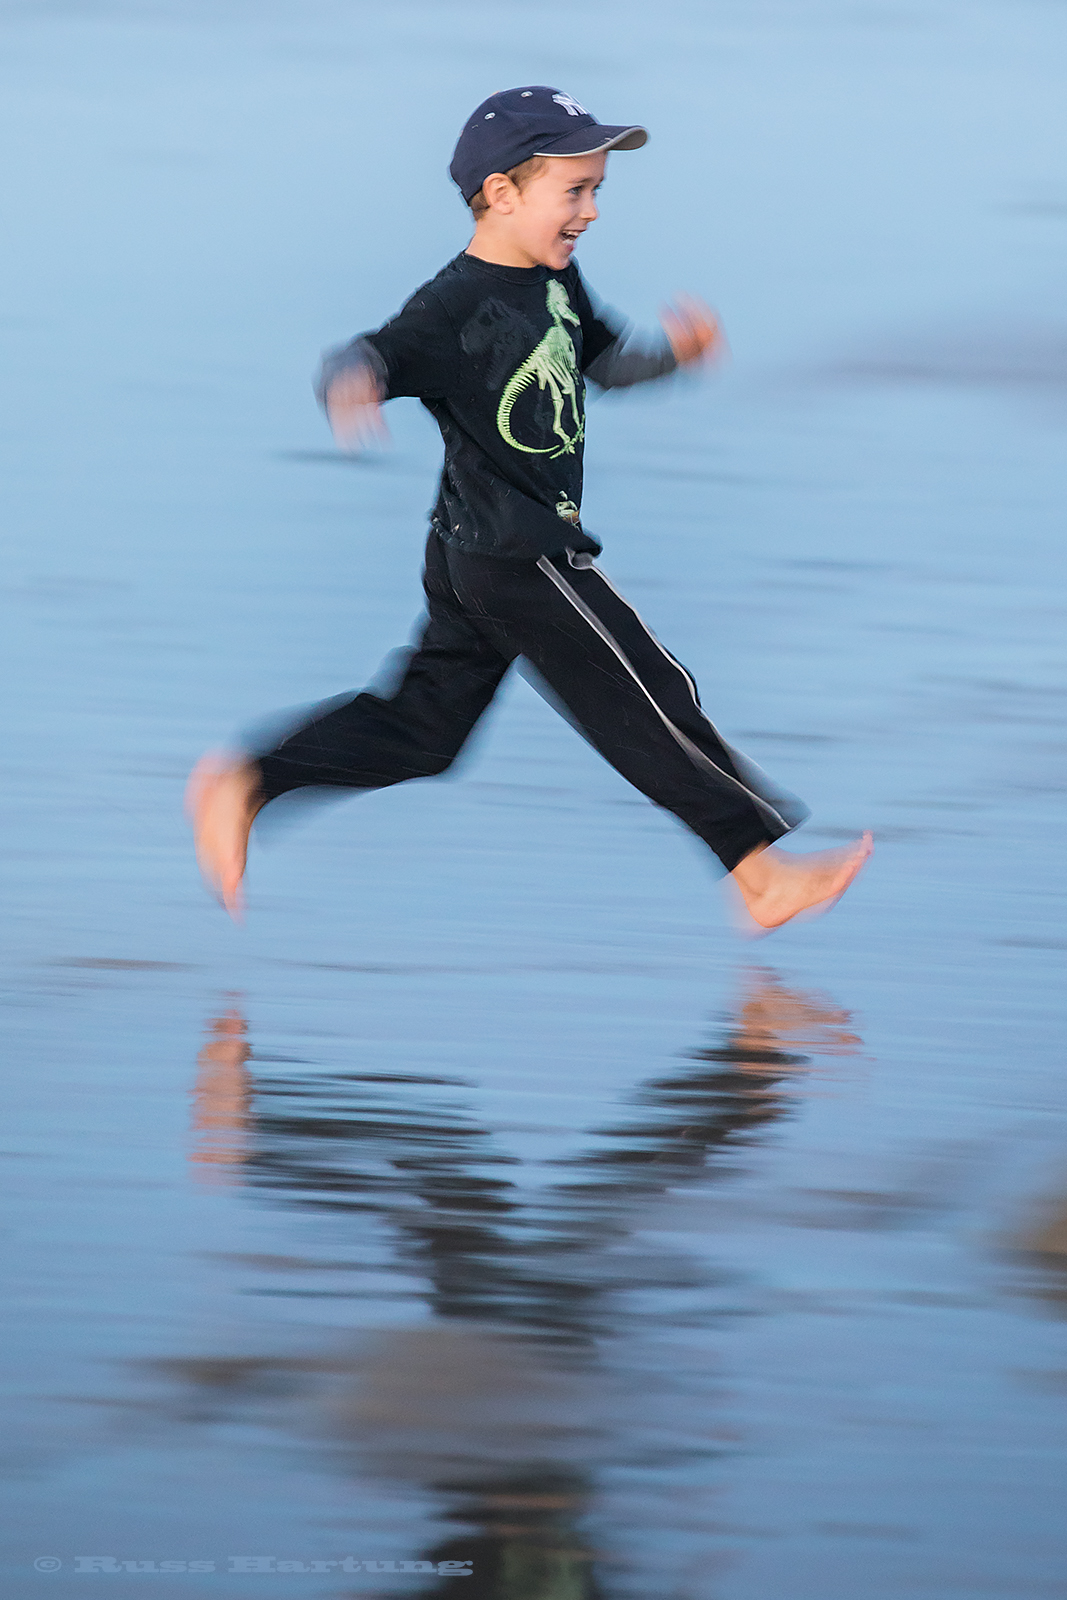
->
[385, 255, 473, 331]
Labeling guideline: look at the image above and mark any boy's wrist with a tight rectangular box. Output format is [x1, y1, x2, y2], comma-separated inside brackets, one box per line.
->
[315, 337, 387, 409]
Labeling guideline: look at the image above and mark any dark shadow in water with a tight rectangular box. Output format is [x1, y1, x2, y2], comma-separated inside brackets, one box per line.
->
[1003, 1192, 1067, 1322]
[175, 970, 861, 1597]
[273, 449, 388, 468]
[815, 321, 1067, 405]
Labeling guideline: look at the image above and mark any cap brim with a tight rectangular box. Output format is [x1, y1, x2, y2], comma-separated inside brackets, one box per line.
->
[533, 124, 647, 157]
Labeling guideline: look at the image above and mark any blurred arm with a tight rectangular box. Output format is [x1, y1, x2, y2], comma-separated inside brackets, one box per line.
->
[315, 337, 389, 450]
[576, 272, 724, 391]
[314, 286, 456, 450]
[584, 328, 679, 390]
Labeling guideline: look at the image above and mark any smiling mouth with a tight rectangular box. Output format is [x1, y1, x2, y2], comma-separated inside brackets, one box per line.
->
[560, 230, 582, 247]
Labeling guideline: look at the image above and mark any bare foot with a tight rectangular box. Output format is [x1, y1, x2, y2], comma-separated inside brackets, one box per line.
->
[185, 754, 264, 919]
[730, 832, 873, 932]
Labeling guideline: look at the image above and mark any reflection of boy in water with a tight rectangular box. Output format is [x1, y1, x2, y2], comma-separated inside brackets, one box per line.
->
[186, 973, 861, 1597]
[188, 87, 870, 929]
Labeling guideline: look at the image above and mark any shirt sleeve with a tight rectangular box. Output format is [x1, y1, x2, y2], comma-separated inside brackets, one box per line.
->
[314, 285, 459, 406]
[572, 270, 678, 391]
[572, 269, 624, 372]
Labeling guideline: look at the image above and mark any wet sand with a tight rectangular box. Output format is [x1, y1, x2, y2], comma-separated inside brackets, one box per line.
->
[1, 0, 1066, 1595]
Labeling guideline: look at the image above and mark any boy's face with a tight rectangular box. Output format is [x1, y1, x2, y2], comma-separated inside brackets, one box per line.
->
[498, 153, 606, 271]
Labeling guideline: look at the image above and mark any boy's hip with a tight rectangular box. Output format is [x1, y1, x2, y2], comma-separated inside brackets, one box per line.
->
[428, 482, 602, 562]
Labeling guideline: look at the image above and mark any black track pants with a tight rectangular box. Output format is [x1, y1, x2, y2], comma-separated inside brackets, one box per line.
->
[253, 532, 807, 873]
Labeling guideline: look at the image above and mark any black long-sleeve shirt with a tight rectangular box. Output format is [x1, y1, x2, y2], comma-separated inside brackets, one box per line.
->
[317, 252, 676, 561]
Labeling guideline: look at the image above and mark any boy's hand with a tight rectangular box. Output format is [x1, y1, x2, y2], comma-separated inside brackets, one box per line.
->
[324, 365, 387, 451]
[660, 295, 726, 367]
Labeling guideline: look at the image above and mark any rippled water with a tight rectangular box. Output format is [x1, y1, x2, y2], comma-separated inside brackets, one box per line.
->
[2, 0, 1066, 1595]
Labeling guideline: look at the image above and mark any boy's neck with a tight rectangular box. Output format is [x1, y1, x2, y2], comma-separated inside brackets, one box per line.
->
[465, 222, 545, 271]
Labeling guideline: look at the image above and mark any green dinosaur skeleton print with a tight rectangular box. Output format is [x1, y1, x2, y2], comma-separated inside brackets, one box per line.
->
[342, 253, 651, 558]
[496, 280, 585, 459]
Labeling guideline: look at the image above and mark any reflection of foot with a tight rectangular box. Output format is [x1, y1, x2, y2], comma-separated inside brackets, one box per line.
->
[734, 968, 862, 1059]
[190, 1009, 252, 1182]
[185, 754, 263, 919]
[730, 832, 873, 932]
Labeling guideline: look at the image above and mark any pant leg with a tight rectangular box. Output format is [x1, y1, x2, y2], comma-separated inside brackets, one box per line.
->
[445, 545, 808, 872]
[253, 533, 512, 804]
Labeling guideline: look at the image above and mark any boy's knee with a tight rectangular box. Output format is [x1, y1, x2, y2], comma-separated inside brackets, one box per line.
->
[409, 747, 457, 779]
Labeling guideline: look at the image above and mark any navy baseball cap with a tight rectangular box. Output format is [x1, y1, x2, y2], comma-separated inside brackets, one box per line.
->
[450, 86, 647, 203]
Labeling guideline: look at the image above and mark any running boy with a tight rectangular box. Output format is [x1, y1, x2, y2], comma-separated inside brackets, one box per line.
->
[188, 86, 871, 927]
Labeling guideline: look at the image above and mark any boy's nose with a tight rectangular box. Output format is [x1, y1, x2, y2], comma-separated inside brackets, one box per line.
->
[581, 197, 599, 222]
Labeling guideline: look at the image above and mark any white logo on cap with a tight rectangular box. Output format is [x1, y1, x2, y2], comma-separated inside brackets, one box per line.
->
[552, 93, 587, 117]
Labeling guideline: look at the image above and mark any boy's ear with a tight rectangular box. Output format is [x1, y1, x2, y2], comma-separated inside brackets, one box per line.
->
[481, 171, 517, 214]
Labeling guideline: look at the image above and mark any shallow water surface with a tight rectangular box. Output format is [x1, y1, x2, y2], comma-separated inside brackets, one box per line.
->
[1, 1, 1066, 1596]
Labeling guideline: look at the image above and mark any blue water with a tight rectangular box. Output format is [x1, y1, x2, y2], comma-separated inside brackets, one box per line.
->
[1, 1, 1066, 1595]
